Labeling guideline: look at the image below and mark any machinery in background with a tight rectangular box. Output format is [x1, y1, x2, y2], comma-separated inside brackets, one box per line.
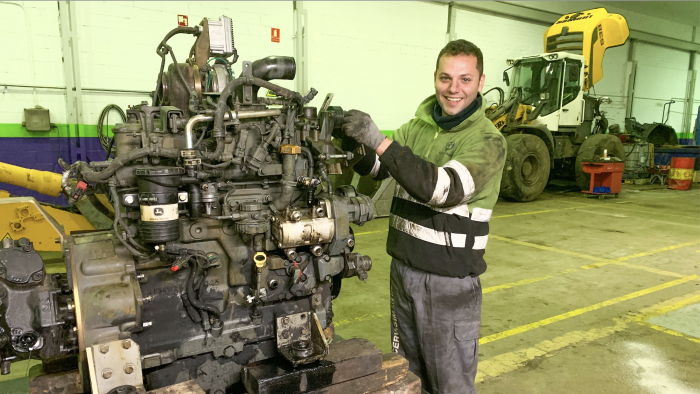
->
[484, 8, 631, 200]
[0, 16, 376, 394]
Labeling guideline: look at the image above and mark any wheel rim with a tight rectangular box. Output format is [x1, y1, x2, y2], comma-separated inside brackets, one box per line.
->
[521, 153, 540, 186]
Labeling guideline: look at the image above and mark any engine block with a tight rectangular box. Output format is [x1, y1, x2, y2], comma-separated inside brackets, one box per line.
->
[0, 16, 374, 394]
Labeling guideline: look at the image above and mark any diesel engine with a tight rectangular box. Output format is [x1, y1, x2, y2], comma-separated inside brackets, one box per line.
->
[0, 16, 374, 393]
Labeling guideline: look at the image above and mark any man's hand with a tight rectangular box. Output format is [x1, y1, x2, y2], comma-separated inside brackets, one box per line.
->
[342, 110, 387, 152]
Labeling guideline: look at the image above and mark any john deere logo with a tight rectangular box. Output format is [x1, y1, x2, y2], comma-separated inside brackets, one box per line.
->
[154, 208, 164, 216]
[446, 142, 456, 151]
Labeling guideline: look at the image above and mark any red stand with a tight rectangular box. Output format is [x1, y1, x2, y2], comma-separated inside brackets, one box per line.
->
[581, 161, 624, 197]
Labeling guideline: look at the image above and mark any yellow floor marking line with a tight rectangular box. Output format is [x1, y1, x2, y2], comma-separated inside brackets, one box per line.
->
[476, 291, 700, 383]
[490, 236, 685, 278]
[353, 229, 389, 236]
[483, 275, 555, 294]
[333, 312, 383, 327]
[490, 235, 603, 262]
[608, 261, 686, 278]
[478, 275, 697, 345]
[582, 240, 700, 269]
[636, 321, 700, 344]
[594, 204, 697, 219]
[493, 204, 595, 219]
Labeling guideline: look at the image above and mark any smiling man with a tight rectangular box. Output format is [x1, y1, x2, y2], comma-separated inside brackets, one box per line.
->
[340, 40, 506, 394]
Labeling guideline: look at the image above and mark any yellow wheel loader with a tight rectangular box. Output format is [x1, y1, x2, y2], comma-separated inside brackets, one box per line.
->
[485, 8, 631, 201]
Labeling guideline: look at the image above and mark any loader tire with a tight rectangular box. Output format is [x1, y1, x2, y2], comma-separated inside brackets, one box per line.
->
[500, 134, 551, 202]
[575, 134, 624, 192]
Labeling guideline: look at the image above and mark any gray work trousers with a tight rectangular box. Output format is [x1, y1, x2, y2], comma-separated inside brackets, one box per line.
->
[390, 258, 482, 394]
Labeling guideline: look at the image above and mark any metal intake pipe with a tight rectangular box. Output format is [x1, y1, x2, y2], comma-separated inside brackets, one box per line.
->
[184, 109, 283, 149]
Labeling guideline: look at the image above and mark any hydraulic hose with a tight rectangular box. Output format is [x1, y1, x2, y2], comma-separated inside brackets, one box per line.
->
[74, 147, 151, 183]
[300, 147, 314, 177]
[71, 145, 180, 184]
[213, 77, 299, 137]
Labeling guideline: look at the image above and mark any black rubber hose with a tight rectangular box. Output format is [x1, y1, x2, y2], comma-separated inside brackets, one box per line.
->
[152, 55, 167, 106]
[109, 185, 149, 258]
[213, 77, 299, 136]
[300, 146, 314, 177]
[153, 26, 199, 105]
[98, 104, 127, 158]
[200, 137, 225, 161]
[483, 87, 505, 106]
[186, 263, 221, 318]
[76, 148, 151, 183]
[189, 184, 203, 219]
[164, 44, 191, 96]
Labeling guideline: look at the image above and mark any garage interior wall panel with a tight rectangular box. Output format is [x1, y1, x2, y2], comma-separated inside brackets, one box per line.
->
[691, 53, 700, 137]
[453, 8, 544, 106]
[76, 1, 294, 124]
[0, 2, 66, 124]
[632, 42, 690, 134]
[592, 41, 630, 131]
[304, 1, 446, 131]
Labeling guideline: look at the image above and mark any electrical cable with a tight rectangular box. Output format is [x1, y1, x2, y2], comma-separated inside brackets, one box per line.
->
[97, 104, 126, 158]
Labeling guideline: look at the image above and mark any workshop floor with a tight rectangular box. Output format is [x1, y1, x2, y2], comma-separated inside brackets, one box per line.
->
[338, 183, 700, 393]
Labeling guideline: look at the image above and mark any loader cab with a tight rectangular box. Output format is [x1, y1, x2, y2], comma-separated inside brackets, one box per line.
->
[507, 54, 585, 130]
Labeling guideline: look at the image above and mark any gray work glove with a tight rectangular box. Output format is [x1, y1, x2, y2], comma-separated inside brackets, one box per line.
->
[341, 110, 386, 151]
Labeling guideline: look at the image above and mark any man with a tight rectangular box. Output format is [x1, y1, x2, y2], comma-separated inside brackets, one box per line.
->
[340, 40, 506, 394]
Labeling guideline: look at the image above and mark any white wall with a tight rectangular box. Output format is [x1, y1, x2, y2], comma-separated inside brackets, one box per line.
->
[304, 1, 446, 131]
[75, 1, 294, 126]
[453, 8, 544, 107]
[0, 1, 293, 127]
[0, 1, 697, 139]
[0, 2, 67, 124]
[631, 42, 690, 133]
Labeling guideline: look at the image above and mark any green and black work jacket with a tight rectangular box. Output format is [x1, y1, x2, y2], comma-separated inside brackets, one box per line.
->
[354, 94, 506, 278]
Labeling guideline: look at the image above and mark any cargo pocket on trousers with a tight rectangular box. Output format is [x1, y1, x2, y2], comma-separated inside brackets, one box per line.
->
[454, 321, 481, 341]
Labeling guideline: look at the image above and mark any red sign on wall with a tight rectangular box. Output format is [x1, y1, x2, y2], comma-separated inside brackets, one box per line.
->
[271, 28, 280, 43]
[178, 15, 188, 27]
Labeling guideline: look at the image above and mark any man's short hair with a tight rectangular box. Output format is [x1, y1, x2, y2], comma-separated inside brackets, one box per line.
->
[436, 39, 484, 76]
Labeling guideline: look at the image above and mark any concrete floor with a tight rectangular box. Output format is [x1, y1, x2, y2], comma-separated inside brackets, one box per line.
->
[1, 183, 697, 393]
[336, 183, 700, 393]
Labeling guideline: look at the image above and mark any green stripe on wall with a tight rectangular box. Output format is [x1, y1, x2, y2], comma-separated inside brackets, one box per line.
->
[0, 123, 114, 138]
[0, 124, 691, 141]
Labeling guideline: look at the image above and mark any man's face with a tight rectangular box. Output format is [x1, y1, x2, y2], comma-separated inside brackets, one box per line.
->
[434, 54, 485, 116]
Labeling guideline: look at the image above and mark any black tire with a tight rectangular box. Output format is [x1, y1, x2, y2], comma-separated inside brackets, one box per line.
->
[575, 134, 624, 191]
[500, 134, 551, 202]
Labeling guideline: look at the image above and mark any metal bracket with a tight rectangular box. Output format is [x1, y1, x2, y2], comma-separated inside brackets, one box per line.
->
[86, 339, 144, 394]
[9, 204, 44, 232]
[275, 311, 328, 366]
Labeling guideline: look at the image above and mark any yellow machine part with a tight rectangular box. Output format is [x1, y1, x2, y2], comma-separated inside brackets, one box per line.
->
[543, 8, 629, 91]
[0, 197, 94, 252]
[0, 161, 64, 197]
[487, 103, 533, 132]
